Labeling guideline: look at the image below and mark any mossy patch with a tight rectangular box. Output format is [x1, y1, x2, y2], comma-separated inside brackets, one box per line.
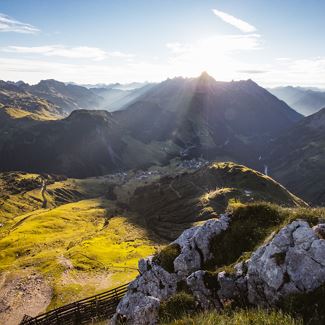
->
[153, 243, 181, 273]
[205, 203, 285, 269]
[271, 252, 286, 265]
[203, 271, 220, 291]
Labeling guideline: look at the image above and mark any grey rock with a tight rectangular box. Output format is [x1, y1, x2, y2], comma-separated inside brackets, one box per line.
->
[113, 218, 325, 324]
[112, 293, 160, 325]
[246, 220, 325, 305]
[112, 215, 230, 324]
[186, 270, 222, 310]
[173, 215, 230, 277]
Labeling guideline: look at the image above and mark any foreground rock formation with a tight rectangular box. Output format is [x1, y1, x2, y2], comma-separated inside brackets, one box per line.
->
[112, 214, 325, 324]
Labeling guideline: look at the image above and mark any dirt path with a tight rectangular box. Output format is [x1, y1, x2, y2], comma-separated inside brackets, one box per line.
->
[169, 180, 182, 198]
[41, 179, 47, 209]
[0, 271, 52, 325]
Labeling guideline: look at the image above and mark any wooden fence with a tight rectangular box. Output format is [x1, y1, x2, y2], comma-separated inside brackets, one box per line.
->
[20, 283, 129, 325]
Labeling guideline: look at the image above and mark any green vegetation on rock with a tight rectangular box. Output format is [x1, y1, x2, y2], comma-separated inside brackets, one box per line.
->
[153, 243, 181, 273]
[159, 292, 196, 323]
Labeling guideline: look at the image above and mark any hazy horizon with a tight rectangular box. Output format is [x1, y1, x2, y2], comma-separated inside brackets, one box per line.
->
[1, 0, 325, 87]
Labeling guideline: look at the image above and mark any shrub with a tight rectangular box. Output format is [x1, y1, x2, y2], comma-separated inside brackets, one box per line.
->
[279, 284, 325, 325]
[159, 292, 196, 323]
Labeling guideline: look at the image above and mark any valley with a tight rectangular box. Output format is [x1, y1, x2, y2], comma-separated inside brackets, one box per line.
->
[0, 75, 324, 324]
[0, 159, 308, 323]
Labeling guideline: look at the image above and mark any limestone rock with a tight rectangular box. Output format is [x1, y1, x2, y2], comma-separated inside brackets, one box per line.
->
[112, 293, 160, 325]
[113, 217, 325, 324]
[246, 220, 325, 306]
[173, 215, 230, 277]
[186, 270, 222, 310]
[112, 215, 230, 324]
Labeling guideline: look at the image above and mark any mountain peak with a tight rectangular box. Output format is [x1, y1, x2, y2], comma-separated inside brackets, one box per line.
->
[198, 71, 215, 81]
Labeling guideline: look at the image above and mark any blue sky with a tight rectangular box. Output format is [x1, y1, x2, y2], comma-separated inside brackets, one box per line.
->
[0, 0, 324, 86]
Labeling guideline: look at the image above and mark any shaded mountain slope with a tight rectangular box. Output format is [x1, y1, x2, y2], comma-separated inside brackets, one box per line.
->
[116, 73, 302, 168]
[129, 162, 306, 240]
[0, 74, 303, 177]
[0, 110, 126, 177]
[265, 107, 325, 206]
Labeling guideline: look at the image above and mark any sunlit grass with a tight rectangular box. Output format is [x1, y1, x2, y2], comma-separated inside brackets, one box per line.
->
[162, 309, 302, 325]
[0, 197, 157, 308]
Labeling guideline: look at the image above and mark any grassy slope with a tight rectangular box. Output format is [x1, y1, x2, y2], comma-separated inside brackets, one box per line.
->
[129, 162, 306, 241]
[0, 162, 315, 317]
[0, 173, 157, 309]
[163, 309, 301, 325]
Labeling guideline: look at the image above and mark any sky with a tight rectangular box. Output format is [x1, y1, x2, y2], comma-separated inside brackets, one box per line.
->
[0, 0, 324, 87]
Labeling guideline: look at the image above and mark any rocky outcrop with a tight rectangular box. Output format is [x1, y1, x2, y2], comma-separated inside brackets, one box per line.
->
[246, 220, 325, 306]
[186, 219, 325, 308]
[112, 214, 230, 324]
[173, 216, 230, 277]
[112, 217, 325, 325]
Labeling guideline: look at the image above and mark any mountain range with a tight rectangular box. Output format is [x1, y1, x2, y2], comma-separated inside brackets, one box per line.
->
[0, 73, 302, 176]
[269, 86, 325, 116]
[0, 73, 324, 205]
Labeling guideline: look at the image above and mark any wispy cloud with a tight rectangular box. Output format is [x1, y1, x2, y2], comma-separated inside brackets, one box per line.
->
[0, 13, 39, 34]
[2, 45, 134, 61]
[3, 45, 107, 61]
[212, 9, 256, 33]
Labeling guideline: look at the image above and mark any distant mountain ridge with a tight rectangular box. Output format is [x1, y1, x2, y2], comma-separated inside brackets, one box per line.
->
[0, 79, 154, 115]
[0, 73, 303, 178]
[21, 79, 103, 113]
[269, 86, 325, 116]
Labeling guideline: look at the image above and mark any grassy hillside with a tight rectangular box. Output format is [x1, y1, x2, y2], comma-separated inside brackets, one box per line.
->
[0, 81, 64, 121]
[0, 172, 158, 316]
[0, 162, 310, 323]
[130, 162, 306, 240]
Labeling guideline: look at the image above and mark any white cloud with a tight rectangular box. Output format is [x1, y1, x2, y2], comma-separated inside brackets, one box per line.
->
[3, 45, 134, 61]
[0, 13, 39, 34]
[212, 9, 257, 33]
[109, 51, 134, 59]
